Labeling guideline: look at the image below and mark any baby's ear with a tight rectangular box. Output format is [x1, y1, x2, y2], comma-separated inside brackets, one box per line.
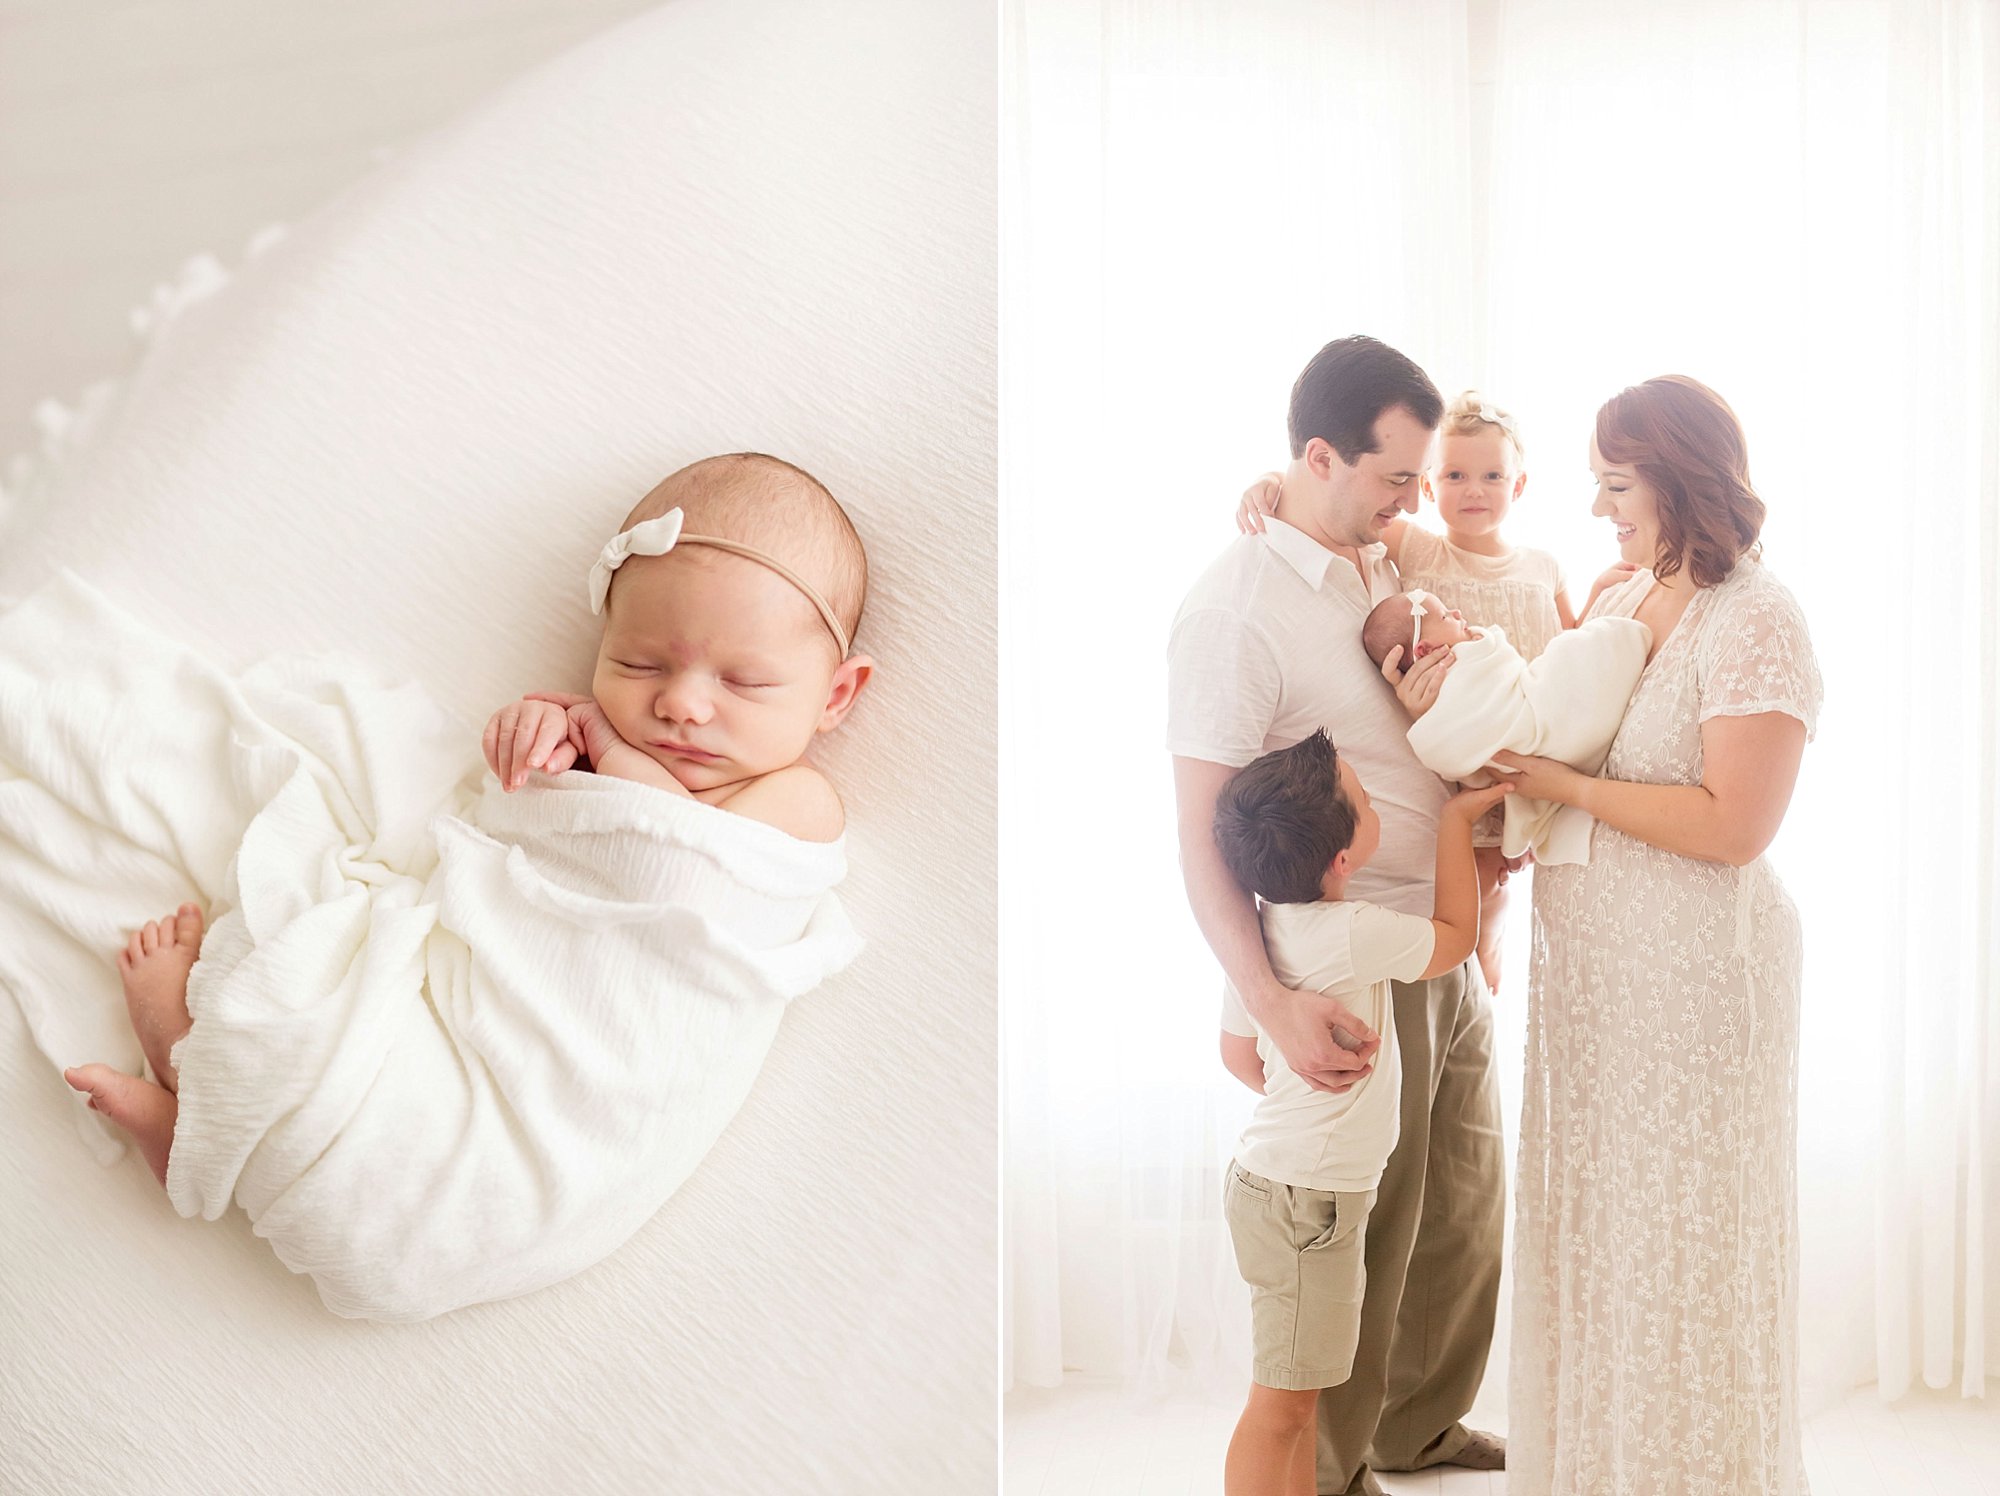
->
[816, 652, 875, 734]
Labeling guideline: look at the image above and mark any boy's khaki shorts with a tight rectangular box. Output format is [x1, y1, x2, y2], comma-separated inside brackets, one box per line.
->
[1223, 1161, 1374, 1391]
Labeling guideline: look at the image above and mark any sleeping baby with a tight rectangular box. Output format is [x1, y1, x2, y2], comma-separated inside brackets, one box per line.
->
[58, 452, 872, 1318]
[1363, 589, 1650, 865]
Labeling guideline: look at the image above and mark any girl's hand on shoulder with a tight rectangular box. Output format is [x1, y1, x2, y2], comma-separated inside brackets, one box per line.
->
[1235, 472, 1283, 534]
[1585, 562, 1639, 608]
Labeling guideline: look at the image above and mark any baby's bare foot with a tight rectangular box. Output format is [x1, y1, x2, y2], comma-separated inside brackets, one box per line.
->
[63, 1064, 179, 1186]
[117, 903, 203, 1095]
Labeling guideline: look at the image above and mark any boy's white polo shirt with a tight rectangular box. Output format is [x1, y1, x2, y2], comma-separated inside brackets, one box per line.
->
[1166, 517, 1448, 916]
[1222, 898, 1436, 1192]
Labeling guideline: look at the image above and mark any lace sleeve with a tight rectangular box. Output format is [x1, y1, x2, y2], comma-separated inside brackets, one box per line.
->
[1696, 572, 1823, 741]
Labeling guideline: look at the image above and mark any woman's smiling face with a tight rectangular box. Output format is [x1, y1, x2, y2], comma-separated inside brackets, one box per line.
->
[1589, 435, 1662, 569]
[591, 547, 845, 793]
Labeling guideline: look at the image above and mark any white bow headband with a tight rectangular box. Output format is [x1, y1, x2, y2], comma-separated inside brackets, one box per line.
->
[1405, 588, 1433, 658]
[588, 507, 851, 657]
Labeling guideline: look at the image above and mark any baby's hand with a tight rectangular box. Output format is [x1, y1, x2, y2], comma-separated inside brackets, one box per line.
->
[564, 698, 627, 767]
[483, 697, 581, 792]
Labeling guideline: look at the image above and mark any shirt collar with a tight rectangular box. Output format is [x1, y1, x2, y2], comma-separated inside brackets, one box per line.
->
[1260, 516, 1379, 590]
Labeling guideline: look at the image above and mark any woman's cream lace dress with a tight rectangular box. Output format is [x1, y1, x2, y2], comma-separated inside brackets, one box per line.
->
[1511, 561, 1823, 1495]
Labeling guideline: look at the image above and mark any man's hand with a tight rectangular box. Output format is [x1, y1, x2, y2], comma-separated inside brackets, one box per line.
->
[483, 697, 580, 791]
[1260, 986, 1382, 1094]
[1380, 641, 1455, 720]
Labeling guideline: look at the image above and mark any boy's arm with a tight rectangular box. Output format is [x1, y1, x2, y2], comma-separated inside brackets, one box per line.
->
[1175, 757, 1380, 1094]
[1420, 783, 1514, 977]
[1220, 1030, 1268, 1093]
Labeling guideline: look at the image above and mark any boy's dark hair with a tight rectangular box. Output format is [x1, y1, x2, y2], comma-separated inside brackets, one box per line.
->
[1287, 335, 1444, 463]
[1212, 730, 1358, 904]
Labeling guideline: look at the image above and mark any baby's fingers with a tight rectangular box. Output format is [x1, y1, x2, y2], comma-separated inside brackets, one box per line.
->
[525, 708, 569, 776]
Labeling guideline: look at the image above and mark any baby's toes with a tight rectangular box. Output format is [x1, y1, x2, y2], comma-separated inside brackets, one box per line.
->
[63, 1063, 127, 1114]
[173, 904, 204, 951]
[141, 920, 163, 957]
[127, 929, 145, 965]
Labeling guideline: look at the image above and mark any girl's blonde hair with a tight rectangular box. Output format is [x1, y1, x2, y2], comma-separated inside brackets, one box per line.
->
[1440, 390, 1524, 463]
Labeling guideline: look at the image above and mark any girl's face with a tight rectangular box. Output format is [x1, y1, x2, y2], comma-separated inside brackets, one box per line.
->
[1423, 428, 1525, 539]
[1588, 435, 1662, 569]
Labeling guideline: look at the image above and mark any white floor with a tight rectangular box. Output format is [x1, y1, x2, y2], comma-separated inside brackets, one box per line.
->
[1006, 1378, 2000, 1495]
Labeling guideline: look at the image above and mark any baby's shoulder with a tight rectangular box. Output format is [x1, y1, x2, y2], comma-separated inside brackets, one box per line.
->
[712, 762, 846, 843]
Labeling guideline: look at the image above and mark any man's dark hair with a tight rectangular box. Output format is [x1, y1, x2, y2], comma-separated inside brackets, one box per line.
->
[1212, 730, 1358, 904]
[1287, 335, 1444, 463]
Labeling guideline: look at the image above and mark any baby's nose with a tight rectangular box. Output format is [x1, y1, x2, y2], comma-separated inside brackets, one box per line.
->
[654, 677, 714, 722]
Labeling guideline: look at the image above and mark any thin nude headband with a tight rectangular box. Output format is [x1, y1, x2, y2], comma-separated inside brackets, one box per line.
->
[587, 506, 850, 657]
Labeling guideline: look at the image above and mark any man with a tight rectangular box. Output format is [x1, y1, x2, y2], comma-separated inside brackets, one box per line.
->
[1167, 335, 1506, 1495]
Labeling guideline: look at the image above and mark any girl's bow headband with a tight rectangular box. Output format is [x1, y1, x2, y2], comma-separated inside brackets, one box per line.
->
[588, 507, 851, 657]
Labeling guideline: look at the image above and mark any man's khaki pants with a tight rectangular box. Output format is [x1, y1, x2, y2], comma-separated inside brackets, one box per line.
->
[1315, 961, 1505, 1496]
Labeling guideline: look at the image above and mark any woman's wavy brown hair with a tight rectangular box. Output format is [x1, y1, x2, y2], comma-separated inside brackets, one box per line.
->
[1595, 375, 1764, 588]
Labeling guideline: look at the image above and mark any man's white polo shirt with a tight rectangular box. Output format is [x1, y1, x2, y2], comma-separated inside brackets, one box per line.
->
[1166, 517, 1447, 915]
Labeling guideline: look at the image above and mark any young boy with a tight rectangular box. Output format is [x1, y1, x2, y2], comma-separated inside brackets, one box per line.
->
[1210, 729, 1509, 1496]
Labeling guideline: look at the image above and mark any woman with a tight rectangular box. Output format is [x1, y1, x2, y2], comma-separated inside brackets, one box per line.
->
[1492, 376, 1822, 1494]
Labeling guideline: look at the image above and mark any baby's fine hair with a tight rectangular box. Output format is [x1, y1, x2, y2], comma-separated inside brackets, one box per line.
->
[1212, 730, 1359, 905]
[1361, 592, 1418, 669]
[1440, 390, 1525, 463]
[616, 452, 869, 645]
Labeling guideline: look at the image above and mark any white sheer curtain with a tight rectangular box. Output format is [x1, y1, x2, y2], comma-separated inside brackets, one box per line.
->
[1002, 0, 2000, 1414]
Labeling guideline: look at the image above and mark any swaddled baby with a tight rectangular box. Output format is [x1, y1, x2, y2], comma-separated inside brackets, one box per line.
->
[60, 452, 872, 1317]
[1362, 589, 1650, 865]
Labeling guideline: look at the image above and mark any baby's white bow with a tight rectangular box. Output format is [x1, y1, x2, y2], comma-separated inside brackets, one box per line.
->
[588, 508, 686, 615]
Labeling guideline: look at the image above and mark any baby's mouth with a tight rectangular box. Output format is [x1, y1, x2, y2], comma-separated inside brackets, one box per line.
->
[652, 740, 722, 762]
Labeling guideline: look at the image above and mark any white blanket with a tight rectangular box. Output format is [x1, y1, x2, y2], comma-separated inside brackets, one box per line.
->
[1404, 619, 1652, 865]
[0, 573, 860, 1320]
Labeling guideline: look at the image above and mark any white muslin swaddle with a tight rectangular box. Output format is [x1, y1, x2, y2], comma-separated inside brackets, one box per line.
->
[1404, 619, 1652, 865]
[0, 573, 862, 1319]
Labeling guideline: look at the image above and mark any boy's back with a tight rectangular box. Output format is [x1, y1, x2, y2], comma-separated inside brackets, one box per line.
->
[1223, 897, 1434, 1194]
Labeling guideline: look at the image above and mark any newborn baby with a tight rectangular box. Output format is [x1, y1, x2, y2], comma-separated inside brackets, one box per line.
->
[58, 452, 871, 1317]
[1362, 588, 1651, 865]
[483, 451, 873, 840]
[1362, 588, 1482, 669]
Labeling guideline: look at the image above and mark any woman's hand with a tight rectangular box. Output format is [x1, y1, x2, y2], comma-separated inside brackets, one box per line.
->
[1236, 472, 1283, 534]
[1487, 751, 1586, 806]
[1381, 642, 1455, 719]
[483, 697, 580, 791]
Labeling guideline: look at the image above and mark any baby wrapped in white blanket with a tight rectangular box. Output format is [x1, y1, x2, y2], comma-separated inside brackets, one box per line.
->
[1363, 590, 1650, 866]
[11, 454, 872, 1319]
